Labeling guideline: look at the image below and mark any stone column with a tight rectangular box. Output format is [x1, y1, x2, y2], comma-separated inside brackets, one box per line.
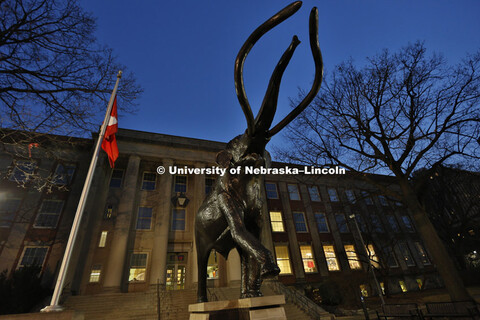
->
[190, 162, 206, 285]
[278, 182, 305, 280]
[149, 158, 173, 285]
[103, 154, 140, 290]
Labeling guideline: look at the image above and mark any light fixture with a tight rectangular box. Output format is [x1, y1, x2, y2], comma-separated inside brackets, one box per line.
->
[171, 192, 189, 207]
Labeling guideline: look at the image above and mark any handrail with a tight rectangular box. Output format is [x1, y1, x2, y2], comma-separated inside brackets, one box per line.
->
[266, 280, 331, 319]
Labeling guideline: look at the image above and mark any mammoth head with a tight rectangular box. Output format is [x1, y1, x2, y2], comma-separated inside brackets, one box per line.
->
[234, 1, 324, 150]
[216, 134, 272, 168]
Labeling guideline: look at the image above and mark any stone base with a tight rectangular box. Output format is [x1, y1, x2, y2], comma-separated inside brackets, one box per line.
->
[0, 310, 83, 320]
[188, 295, 286, 320]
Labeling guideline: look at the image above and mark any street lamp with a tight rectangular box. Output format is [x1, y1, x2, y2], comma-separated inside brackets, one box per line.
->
[349, 214, 386, 305]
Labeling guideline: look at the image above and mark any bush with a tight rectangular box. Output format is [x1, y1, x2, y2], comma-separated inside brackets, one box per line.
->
[0, 266, 51, 315]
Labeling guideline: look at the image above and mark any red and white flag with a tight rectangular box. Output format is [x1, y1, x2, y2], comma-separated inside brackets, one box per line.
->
[101, 96, 119, 168]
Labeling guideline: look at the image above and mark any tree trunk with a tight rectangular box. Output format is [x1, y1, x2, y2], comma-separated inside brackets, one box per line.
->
[399, 179, 473, 302]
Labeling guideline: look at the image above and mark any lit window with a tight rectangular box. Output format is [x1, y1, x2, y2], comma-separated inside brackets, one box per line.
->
[53, 164, 76, 185]
[387, 215, 400, 232]
[136, 207, 153, 230]
[361, 191, 373, 205]
[109, 169, 124, 188]
[399, 280, 408, 292]
[308, 186, 321, 202]
[205, 176, 215, 195]
[89, 265, 101, 283]
[335, 214, 349, 233]
[344, 245, 361, 270]
[207, 250, 218, 279]
[293, 212, 308, 232]
[265, 182, 278, 199]
[0, 198, 21, 228]
[380, 282, 386, 295]
[300, 245, 317, 273]
[323, 245, 340, 271]
[19, 246, 48, 268]
[104, 204, 114, 219]
[141, 172, 156, 190]
[378, 195, 389, 206]
[9, 160, 36, 183]
[371, 214, 384, 233]
[174, 175, 187, 193]
[345, 190, 356, 203]
[416, 278, 423, 289]
[398, 242, 415, 266]
[401, 215, 415, 232]
[366, 244, 380, 268]
[34, 200, 64, 228]
[172, 208, 186, 231]
[269, 211, 284, 232]
[129, 253, 147, 282]
[287, 184, 300, 201]
[383, 246, 399, 268]
[98, 231, 108, 248]
[274, 245, 292, 274]
[414, 242, 431, 265]
[314, 213, 329, 233]
[327, 188, 339, 202]
[359, 284, 368, 297]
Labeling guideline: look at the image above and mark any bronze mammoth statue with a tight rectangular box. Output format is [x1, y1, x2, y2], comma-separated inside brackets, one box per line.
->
[195, 1, 323, 302]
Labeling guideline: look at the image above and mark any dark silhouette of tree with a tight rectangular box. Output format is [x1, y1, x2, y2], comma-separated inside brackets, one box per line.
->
[279, 42, 480, 301]
[0, 0, 142, 190]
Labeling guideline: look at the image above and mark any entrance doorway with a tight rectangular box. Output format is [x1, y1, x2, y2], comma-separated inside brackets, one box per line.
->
[166, 252, 187, 290]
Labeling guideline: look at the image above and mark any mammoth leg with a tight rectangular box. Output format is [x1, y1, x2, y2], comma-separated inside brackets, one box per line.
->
[243, 254, 263, 298]
[196, 244, 211, 302]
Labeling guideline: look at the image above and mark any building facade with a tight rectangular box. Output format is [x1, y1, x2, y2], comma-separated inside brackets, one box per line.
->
[0, 129, 442, 305]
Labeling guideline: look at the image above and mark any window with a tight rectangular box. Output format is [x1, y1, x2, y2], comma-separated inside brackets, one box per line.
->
[171, 208, 186, 231]
[323, 245, 340, 271]
[9, 160, 36, 183]
[141, 172, 156, 190]
[327, 188, 339, 202]
[398, 242, 416, 266]
[308, 186, 321, 202]
[370, 214, 384, 233]
[335, 214, 349, 233]
[416, 278, 423, 290]
[274, 245, 292, 274]
[89, 265, 102, 283]
[136, 207, 153, 230]
[109, 169, 124, 188]
[129, 253, 147, 282]
[104, 204, 114, 219]
[365, 244, 380, 268]
[53, 164, 76, 185]
[355, 214, 367, 232]
[383, 246, 399, 268]
[414, 242, 431, 265]
[0, 198, 21, 227]
[345, 190, 356, 203]
[269, 211, 284, 232]
[361, 191, 373, 205]
[98, 231, 108, 247]
[399, 280, 408, 292]
[205, 176, 215, 195]
[300, 245, 317, 273]
[265, 182, 278, 199]
[401, 215, 415, 232]
[19, 246, 48, 268]
[314, 213, 329, 233]
[174, 175, 187, 193]
[207, 250, 219, 279]
[287, 184, 300, 200]
[378, 195, 389, 206]
[34, 200, 64, 228]
[344, 245, 362, 270]
[293, 212, 308, 232]
[386, 215, 400, 232]
[359, 284, 369, 297]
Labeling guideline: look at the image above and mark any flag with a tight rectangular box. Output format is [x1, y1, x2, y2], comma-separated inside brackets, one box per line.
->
[101, 96, 119, 168]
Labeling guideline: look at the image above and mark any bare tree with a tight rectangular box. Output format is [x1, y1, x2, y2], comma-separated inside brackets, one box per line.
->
[279, 42, 480, 301]
[0, 0, 142, 189]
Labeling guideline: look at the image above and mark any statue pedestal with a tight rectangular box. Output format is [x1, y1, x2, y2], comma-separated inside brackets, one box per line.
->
[188, 295, 286, 320]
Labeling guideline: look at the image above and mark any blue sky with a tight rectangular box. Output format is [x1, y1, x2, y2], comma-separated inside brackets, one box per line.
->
[82, 0, 480, 152]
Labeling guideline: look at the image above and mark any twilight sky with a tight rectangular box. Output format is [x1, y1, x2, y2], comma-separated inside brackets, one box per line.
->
[82, 0, 480, 151]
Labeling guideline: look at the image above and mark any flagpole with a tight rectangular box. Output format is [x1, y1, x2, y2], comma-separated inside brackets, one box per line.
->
[41, 70, 123, 312]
